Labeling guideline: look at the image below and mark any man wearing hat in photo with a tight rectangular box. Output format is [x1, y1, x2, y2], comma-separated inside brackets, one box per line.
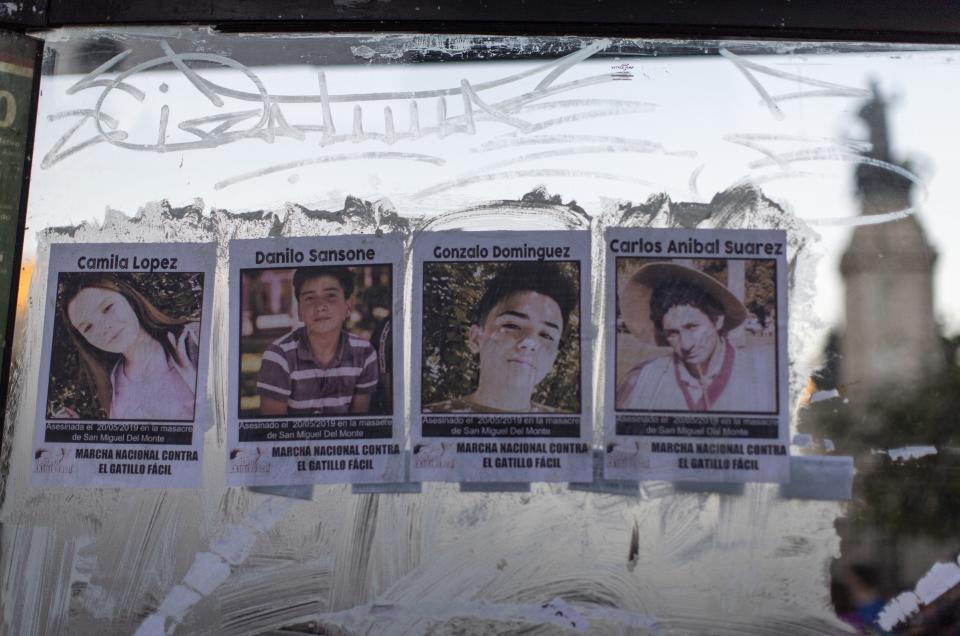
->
[615, 262, 776, 412]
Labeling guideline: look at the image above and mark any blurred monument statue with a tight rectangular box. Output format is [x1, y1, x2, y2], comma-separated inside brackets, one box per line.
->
[804, 84, 960, 633]
[839, 82, 944, 412]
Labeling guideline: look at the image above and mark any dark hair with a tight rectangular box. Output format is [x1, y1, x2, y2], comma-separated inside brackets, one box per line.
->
[293, 267, 355, 300]
[58, 273, 193, 416]
[474, 262, 577, 330]
[649, 281, 724, 332]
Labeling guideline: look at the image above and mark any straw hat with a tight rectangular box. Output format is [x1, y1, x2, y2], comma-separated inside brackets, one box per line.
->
[619, 262, 747, 346]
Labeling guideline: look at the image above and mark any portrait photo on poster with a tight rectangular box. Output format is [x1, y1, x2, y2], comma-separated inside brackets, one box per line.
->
[45, 271, 205, 423]
[238, 264, 393, 419]
[420, 259, 581, 416]
[614, 257, 778, 416]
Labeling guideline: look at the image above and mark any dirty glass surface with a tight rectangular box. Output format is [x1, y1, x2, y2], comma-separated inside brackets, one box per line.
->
[3, 28, 960, 634]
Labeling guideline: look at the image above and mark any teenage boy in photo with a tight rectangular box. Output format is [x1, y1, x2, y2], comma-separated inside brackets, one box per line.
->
[424, 261, 578, 414]
[257, 267, 378, 416]
[615, 262, 775, 413]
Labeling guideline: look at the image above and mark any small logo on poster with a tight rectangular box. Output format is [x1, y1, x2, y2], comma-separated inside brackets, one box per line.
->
[605, 442, 648, 469]
[413, 442, 454, 470]
[610, 63, 634, 80]
[229, 448, 271, 473]
[33, 447, 75, 474]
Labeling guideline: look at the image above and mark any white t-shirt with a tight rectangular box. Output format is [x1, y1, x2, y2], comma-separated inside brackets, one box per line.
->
[616, 341, 776, 413]
[109, 325, 198, 421]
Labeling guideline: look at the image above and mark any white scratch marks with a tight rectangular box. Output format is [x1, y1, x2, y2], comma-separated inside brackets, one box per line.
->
[719, 48, 869, 120]
[214, 152, 445, 190]
[688, 164, 705, 201]
[477, 145, 686, 173]
[412, 168, 688, 200]
[66, 49, 143, 100]
[159, 40, 223, 108]
[534, 39, 610, 92]
[808, 207, 917, 227]
[726, 133, 872, 171]
[476, 134, 692, 156]
[732, 145, 926, 227]
[41, 110, 128, 169]
[750, 150, 927, 197]
[157, 105, 169, 151]
[317, 71, 335, 140]
[460, 79, 532, 132]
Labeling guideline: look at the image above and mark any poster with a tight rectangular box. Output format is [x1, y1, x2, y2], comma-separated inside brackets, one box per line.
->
[604, 228, 790, 483]
[227, 236, 404, 486]
[411, 231, 592, 482]
[32, 243, 215, 487]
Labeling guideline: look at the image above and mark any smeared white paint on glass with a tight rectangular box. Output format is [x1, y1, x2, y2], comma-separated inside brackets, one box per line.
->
[791, 434, 813, 447]
[155, 585, 202, 623]
[810, 389, 840, 403]
[209, 525, 258, 566]
[879, 445, 938, 461]
[780, 455, 854, 501]
[877, 561, 960, 630]
[877, 591, 921, 631]
[182, 552, 231, 596]
[133, 614, 166, 636]
[915, 561, 960, 604]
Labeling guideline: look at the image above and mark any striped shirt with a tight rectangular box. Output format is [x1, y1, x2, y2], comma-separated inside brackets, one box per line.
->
[257, 327, 378, 416]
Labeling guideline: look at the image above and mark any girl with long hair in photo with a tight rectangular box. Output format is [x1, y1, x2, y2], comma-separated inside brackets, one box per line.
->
[51, 273, 200, 421]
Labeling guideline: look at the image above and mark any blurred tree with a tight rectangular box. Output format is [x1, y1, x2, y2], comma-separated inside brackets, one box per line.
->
[745, 260, 776, 324]
[801, 359, 960, 542]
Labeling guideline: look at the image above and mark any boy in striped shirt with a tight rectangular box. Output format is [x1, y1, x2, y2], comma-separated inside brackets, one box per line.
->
[257, 267, 378, 416]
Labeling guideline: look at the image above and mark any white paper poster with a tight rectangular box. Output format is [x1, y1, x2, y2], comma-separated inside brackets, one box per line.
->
[32, 243, 215, 487]
[227, 235, 404, 486]
[604, 228, 790, 483]
[411, 231, 593, 482]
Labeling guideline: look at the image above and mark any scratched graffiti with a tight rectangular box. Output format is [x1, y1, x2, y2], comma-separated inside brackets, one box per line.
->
[35, 38, 924, 228]
[42, 39, 657, 185]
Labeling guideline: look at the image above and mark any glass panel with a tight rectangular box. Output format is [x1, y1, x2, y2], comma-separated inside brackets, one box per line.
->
[3, 28, 959, 634]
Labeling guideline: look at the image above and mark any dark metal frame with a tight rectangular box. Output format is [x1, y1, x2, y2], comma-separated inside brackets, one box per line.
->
[0, 1, 954, 43]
